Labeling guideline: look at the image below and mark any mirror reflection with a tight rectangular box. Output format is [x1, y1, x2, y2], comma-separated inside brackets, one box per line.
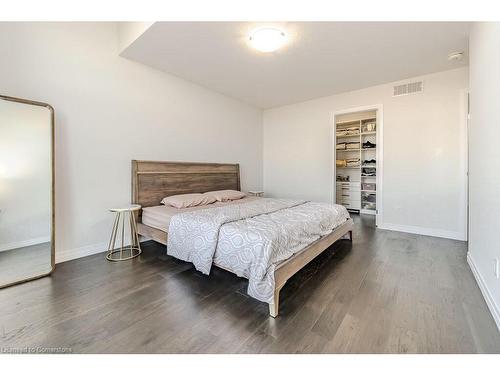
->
[0, 96, 53, 287]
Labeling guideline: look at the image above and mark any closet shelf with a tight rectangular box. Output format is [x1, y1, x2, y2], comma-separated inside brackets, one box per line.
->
[337, 117, 375, 125]
[337, 167, 361, 169]
[336, 148, 375, 152]
[336, 120, 361, 126]
[336, 134, 360, 138]
[361, 132, 376, 135]
[361, 189, 376, 193]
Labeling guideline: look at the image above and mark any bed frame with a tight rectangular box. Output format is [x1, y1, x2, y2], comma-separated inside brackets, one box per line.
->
[131, 160, 353, 317]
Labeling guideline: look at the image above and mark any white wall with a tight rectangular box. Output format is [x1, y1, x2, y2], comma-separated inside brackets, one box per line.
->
[117, 22, 154, 52]
[0, 100, 51, 251]
[263, 68, 468, 240]
[468, 22, 500, 329]
[0, 22, 263, 262]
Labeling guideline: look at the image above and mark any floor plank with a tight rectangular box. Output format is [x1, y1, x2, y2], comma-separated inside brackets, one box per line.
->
[1, 215, 499, 353]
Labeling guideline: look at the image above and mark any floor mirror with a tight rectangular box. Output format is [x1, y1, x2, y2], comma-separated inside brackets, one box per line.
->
[0, 94, 55, 288]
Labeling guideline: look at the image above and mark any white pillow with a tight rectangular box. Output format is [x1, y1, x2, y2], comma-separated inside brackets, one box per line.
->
[204, 190, 246, 202]
[161, 193, 216, 209]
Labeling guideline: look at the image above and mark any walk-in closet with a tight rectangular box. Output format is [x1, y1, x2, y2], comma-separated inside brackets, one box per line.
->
[334, 109, 379, 217]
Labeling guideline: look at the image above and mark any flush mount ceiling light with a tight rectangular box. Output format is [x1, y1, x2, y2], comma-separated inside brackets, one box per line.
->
[248, 27, 287, 53]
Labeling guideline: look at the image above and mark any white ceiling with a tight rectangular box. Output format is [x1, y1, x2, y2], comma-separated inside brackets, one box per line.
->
[121, 22, 469, 109]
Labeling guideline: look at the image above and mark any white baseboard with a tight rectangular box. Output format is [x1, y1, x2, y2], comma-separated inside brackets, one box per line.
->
[55, 237, 151, 264]
[56, 241, 108, 263]
[378, 222, 466, 241]
[0, 236, 51, 252]
[467, 252, 500, 331]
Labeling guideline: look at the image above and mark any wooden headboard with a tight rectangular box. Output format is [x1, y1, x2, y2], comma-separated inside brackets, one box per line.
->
[131, 160, 241, 210]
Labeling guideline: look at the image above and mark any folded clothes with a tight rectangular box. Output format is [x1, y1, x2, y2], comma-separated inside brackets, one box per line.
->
[346, 158, 360, 167]
[362, 183, 376, 191]
[362, 193, 376, 203]
[346, 142, 360, 149]
[337, 158, 360, 167]
[337, 142, 360, 150]
[337, 175, 350, 182]
[361, 167, 376, 176]
[336, 126, 360, 137]
[362, 141, 376, 149]
[336, 143, 346, 150]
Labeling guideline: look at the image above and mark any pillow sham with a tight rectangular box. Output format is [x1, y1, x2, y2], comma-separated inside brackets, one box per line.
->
[204, 190, 246, 202]
[161, 193, 216, 209]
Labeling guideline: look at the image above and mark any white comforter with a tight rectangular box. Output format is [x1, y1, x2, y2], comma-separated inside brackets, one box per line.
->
[167, 198, 350, 303]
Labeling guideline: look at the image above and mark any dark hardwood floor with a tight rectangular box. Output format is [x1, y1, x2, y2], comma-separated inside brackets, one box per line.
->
[1, 215, 499, 353]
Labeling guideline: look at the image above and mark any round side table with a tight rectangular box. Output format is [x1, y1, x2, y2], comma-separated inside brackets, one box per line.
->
[248, 191, 264, 197]
[106, 204, 142, 261]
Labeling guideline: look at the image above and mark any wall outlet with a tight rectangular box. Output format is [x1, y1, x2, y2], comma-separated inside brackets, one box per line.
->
[495, 258, 500, 279]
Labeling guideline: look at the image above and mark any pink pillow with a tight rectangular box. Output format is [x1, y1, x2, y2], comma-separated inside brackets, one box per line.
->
[204, 190, 246, 202]
[161, 193, 216, 209]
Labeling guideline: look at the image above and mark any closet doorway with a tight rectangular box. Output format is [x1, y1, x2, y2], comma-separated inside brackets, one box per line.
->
[332, 105, 383, 226]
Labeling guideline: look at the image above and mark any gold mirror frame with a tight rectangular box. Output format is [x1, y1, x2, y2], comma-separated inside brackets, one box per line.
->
[0, 94, 55, 288]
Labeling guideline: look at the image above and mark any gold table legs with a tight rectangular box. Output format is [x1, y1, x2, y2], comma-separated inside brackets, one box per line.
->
[106, 209, 142, 261]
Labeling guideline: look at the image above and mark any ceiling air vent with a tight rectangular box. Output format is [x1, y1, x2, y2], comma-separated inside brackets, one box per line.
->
[393, 81, 423, 97]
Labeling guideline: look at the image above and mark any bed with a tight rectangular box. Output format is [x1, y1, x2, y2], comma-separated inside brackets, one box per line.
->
[132, 160, 353, 317]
